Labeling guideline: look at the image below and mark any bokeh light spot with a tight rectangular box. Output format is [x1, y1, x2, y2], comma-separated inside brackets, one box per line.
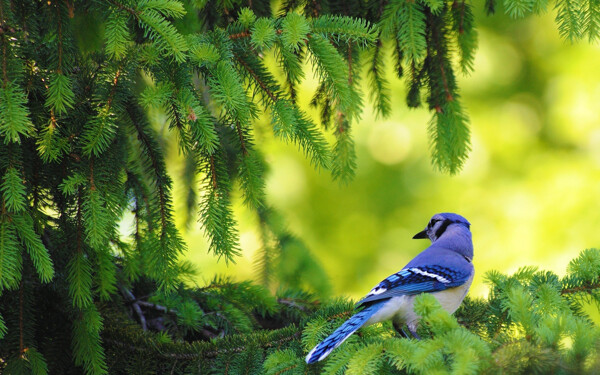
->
[367, 122, 412, 165]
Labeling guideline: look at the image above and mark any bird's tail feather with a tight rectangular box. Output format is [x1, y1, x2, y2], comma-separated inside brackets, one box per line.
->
[305, 302, 383, 364]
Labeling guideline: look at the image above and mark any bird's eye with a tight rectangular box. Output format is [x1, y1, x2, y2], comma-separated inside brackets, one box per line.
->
[429, 219, 439, 227]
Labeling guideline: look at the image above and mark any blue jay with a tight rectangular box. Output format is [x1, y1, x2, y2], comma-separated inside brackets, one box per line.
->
[305, 213, 474, 364]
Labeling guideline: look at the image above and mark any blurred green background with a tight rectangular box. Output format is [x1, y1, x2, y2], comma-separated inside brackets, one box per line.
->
[167, 10, 600, 301]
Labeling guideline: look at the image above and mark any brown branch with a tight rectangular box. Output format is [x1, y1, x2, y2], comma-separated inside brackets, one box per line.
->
[107, 0, 138, 17]
[310, 0, 321, 17]
[229, 28, 285, 40]
[428, 12, 454, 103]
[106, 69, 122, 109]
[187, 106, 197, 122]
[68, 152, 81, 162]
[234, 53, 278, 103]
[63, 0, 75, 18]
[235, 122, 248, 155]
[454, 0, 467, 34]
[229, 31, 251, 40]
[50, 109, 58, 129]
[438, 59, 452, 102]
[336, 111, 345, 133]
[76, 187, 83, 254]
[89, 157, 95, 190]
[561, 280, 600, 295]
[347, 41, 353, 86]
[209, 155, 218, 190]
[327, 310, 353, 322]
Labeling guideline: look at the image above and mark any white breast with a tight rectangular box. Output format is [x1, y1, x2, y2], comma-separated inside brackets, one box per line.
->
[363, 272, 474, 328]
[430, 272, 474, 315]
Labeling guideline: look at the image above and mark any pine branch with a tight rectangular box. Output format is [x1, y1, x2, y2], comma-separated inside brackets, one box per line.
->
[82, 68, 122, 157]
[561, 279, 600, 295]
[104, 323, 303, 360]
[0, 216, 22, 292]
[0, 0, 8, 85]
[0, 82, 35, 143]
[234, 52, 279, 102]
[199, 152, 241, 262]
[366, 37, 391, 118]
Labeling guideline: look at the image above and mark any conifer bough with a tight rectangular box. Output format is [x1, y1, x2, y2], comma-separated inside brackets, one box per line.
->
[0, 0, 599, 374]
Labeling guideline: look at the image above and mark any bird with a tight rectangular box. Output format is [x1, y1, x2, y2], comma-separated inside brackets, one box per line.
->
[305, 212, 474, 364]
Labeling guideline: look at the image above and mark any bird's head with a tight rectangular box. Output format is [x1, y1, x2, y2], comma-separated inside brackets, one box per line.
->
[413, 213, 471, 243]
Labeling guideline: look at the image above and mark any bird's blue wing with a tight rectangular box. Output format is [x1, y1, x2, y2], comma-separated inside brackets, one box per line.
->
[356, 265, 472, 306]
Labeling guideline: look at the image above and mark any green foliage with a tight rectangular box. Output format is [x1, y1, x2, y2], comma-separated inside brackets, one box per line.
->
[365, 39, 391, 118]
[3, 347, 49, 375]
[428, 100, 471, 175]
[263, 349, 306, 374]
[72, 307, 107, 375]
[136, 1, 189, 62]
[1, 0, 600, 373]
[251, 17, 277, 49]
[262, 250, 600, 375]
[331, 125, 358, 184]
[105, 9, 132, 59]
[45, 73, 75, 115]
[307, 33, 360, 120]
[0, 313, 6, 339]
[395, 1, 427, 64]
[68, 253, 94, 309]
[556, 0, 584, 39]
[12, 213, 54, 284]
[255, 206, 331, 297]
[450, 1, 478, 74]
[504, 0, 535, 18]
[0, 218, 22, 291]
[0, 83, 34, 144]
[310, 15, 378, 47]
[1, 167, 26, 213]
[238, 8, 257, 28]
[281, 13, 311, 52]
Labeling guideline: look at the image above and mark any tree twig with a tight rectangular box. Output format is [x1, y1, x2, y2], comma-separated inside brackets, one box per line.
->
[119, 285, 148, 331]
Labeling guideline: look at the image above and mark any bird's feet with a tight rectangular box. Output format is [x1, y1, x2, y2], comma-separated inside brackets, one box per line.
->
[393, 321, 421, 340]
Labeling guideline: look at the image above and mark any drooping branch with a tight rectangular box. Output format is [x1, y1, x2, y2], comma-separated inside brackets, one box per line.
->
[561, 279, 600, 295]
[56, 4, 64, 73]
[234, 53, 279, 103]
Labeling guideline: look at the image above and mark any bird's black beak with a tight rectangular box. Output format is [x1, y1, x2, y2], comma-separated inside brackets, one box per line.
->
[412, 229, 428, 239]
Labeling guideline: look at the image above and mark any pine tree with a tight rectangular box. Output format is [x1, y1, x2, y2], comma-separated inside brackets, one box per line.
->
[1, 0, 599, 374]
